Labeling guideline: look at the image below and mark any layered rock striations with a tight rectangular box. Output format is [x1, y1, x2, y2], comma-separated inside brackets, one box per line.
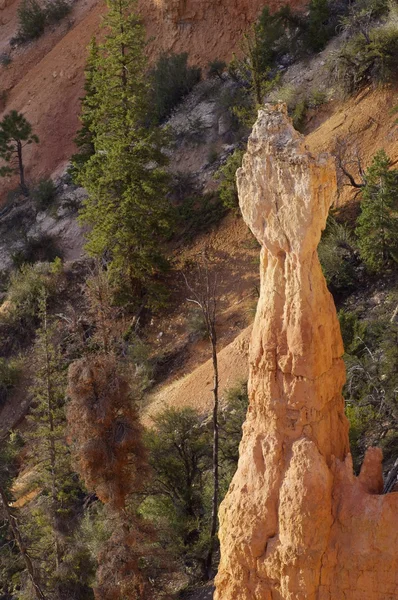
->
[215, 105, 398, 600]
[142, 0, 308, 66]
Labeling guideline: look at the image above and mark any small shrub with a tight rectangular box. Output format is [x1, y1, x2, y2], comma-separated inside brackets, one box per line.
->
[31, 178, 57, 210]
[269, 83, 298, 110]
[17, 0, 46, 41]
[150, 52, 201, 123]
[45, 0, 70, 23]
[207, 60, 226, 80]
[0, 53, 12, 67]
[170, 171, 196, 203]
[215, 148, 245, 211]
[335, 25, 398, 94]
[344, 316, 398, 470]
[318, 219, 358, 292]
[4, 261, 62, 326]
[185, 114, 207, 145]
[176, 192, 227, 239]
[207, 147, 218, 165]
[0, 358, 21, 406]
[125, 333, 155, 393]
[308, 88, 327, 108]
[292, 99, 307, 131]
[12, 235, 62, 267]
[16, 0, 70, 42]
[186, 307, 208, 340]
[338, 309, 367, 355]
[0, 263, 61, 356]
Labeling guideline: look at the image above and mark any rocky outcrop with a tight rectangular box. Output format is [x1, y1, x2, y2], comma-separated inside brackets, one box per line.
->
[215, 105, 398, 600]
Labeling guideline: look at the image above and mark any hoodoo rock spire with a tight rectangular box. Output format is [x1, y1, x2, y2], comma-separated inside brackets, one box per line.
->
[215, 104, 398, 600]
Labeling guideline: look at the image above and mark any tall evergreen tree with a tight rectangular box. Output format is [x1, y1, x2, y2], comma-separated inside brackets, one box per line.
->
[356, 150, 398, 272]
[78, 0, 172, 307]
[70, 37, 100, 181]
[25, 294, 86, 597]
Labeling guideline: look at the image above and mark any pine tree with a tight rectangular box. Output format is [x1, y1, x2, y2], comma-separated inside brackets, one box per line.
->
[356, 150, 398, 272]
[70, 37, 100, 181]
[25, 293, 78, 592]
[78, 0, 173, 306]
[0, 110, 39, 195]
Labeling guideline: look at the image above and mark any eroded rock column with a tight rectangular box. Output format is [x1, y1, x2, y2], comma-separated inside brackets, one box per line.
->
[215, 105, 398, 600]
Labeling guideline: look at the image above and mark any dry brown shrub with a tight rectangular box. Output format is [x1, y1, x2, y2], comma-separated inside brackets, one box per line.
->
[67, 354, 147, 509]
[94, 526, 147, 599]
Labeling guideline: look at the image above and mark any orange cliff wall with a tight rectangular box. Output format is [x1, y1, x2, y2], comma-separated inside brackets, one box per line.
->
[214, 104, 398, 600]
[0, 0, 307, 200]
[142, 0, 308, 65]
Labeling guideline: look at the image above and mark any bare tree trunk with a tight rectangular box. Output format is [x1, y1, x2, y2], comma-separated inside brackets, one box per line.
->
[43, 307, 62, 569]
[0, 486, 47, 600]
[184, 261, 220, 580]
[17, 140, 28, 196]
[205, 324, 219, 579]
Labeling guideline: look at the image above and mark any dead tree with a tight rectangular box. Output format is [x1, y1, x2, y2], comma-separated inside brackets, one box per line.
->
[184, 258, 219, 579]
[334, 136, 366, 196]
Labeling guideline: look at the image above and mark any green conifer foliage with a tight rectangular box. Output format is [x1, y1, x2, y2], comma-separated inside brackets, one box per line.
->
[78, 0, 173, 306]
[356, 150, 398, 272]
[25, 293, 83, 594]
[0, 110, 39, 195]
[306, 0, 330, 52]
[70, 37, 100, 181]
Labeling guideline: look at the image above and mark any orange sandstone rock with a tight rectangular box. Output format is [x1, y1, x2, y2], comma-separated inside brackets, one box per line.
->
[215, 105, 398, 600]
[142, 0, 308, 66]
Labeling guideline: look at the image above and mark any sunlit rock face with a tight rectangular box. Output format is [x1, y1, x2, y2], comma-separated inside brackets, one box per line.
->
[215, 105, 398, 600]
[142, 0, 308, 66]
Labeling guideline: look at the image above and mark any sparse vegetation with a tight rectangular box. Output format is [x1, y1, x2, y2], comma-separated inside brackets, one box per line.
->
[0, 53, 12, 67]
[207, 60, 226, 80]
[31, 178, 57, 210]
[45, 0, 71, 23]
[335, 11, 398, 93]
[17, 0, 46, 41]
[17, 0, 71, 42]
[341, 302, 398, 471]
[0, 261, 63, 349]
[318, 218, 358, 292]
[0, 110, 39, 196]
[216, 148, 245, 211]
[0, 358, 20, 406]
[150, 52, 201, 124]
[175, 192, 226, 239]
[12, 234, 62, 267]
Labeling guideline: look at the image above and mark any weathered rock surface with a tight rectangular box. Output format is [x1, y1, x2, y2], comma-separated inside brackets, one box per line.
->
[143, 0, 308, 66]
[215, 105, 398, 600]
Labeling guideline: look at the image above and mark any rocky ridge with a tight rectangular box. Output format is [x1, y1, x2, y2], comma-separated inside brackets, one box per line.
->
[215, 104, 398, 600]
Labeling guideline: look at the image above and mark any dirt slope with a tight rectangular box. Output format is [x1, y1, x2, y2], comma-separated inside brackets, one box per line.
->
[306, 86, 398, 206]
[0, 0, 310, 202]
[0, 0, 104, 198]
[144, 325, 251, 424]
